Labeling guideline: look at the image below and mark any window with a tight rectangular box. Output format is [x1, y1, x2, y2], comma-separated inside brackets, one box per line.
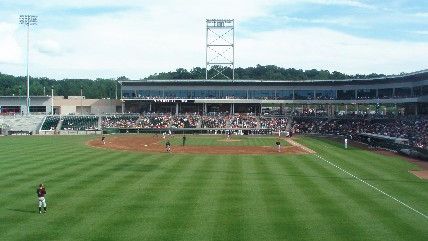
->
[222, 90, 247, 99]
[357, 89, 376, 99]
[422, 85, 428, 96]
[394, 88, 411, 98]
[249, 90, 275, 99]
[294, 90, 314, 100]
[315, 90, 336, 100]
[30, 106, 46, 113]
[0, 106, 20, 113]
[337, 90, 355, 100]
[378, 88, 393, 99]
[276, 90, 293, 100]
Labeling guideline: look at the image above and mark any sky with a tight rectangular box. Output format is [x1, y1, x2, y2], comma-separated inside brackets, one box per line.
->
[0, 0, 428, 79]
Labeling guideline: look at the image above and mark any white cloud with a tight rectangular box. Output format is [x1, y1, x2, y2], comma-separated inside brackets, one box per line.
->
[237, 28, 428, 75]
[0, 22, 22, 64]
[0, 0, 427, 79]
[283, 0, 375, 9]
[411, 30, 428, 35]
[36, 39, 63, 56]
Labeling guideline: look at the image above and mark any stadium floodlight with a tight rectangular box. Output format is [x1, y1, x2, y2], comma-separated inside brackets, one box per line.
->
[19, 15, 38, 115]
[206, 19, 234, 80]
[80, 85, 83, 115]
[51, 86, 54, 115]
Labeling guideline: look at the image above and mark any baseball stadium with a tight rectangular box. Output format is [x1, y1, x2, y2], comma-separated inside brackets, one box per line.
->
[1, 14, 428, 241]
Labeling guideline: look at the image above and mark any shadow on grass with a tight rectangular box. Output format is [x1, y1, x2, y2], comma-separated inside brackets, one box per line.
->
[7, 208, 36, 214]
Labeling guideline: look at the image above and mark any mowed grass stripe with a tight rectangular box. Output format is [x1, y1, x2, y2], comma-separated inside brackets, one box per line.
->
[239, 156, 281, 241]
[53, 154, 180, 241]
[301, 137, 419, 181]
[250, 155, 308, 240]
[211, 155, 246, 241]
[1, 135, 427, 241]
[0, 149, 102, 189]
[270, 155, 344, 241]
[0, 150, 124, 212]
[148, 155, 216, 241]
[0, 143, 82, 175]
[328, 150, 428, 205]
[281, 154, 390, 241]
[178, 156, 237, 241]
[2, 151, 146, 240]
[50, 153, 168, 240]
[40, 153, 166, 241]
[87, 154, 197, 241]
[300, 137, 428, 213]
[309, 153, 426, 240]
[295, 139, 427, 240]
[0, 136, 96, 177]
[178, 156, 230, 241]
[0, 148, 108, 211]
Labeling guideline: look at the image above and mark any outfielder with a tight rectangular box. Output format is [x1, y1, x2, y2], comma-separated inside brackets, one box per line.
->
[344, 138, 348, 149]
[37, 183, 47, 214]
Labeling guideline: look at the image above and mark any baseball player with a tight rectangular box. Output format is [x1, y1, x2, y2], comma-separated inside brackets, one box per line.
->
[182, 135, 186, 146]
[276, 140, 281, 152]
[344, 138, 348, 149]
[165, 140, 171, 152]
[101, 135, 106, 145]
[36, 184, 47, 214]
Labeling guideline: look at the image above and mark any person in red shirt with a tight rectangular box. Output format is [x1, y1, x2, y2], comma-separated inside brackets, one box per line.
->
[37, 184, 47, 214]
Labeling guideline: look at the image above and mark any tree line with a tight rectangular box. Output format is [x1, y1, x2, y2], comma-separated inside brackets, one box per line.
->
[0, 65, 385, 99]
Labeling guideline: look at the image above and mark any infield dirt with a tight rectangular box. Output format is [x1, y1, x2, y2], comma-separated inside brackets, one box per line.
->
[88, 135, 313, 155]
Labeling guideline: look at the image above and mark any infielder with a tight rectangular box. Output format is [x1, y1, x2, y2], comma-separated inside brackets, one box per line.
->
[344, 138, 348, 149]
[165, 140, 171, 152]
[37, 183, 47, 214]
[276, 140, 281, 152]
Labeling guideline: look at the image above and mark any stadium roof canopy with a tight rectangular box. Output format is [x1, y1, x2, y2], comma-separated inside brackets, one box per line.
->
[120, 69, 428, 86]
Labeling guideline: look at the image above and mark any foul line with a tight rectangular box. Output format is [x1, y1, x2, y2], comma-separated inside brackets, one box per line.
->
[313, 153, 428, 220]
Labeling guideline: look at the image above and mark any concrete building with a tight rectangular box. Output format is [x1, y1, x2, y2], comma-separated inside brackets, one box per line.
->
[0, 96, 122, 115]
[53, 96, 122, 115]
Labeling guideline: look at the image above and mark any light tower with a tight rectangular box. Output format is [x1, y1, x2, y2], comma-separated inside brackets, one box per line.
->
[206, 19, 234, 80]
[19, 15, 38, 115]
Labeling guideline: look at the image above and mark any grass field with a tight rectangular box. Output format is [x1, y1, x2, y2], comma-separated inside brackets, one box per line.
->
[0, 135, 427, 241]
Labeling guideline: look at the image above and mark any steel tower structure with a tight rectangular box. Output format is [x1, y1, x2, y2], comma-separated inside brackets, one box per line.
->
[205, 19, 234, 80]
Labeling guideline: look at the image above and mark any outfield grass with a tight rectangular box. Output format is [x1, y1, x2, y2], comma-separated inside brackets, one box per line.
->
[0, 135, 426, 241]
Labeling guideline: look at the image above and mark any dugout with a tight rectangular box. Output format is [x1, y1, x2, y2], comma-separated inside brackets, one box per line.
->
[359, 133, 428, 160]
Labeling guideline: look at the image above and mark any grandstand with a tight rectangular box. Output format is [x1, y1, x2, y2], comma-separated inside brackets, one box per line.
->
[0, 115, 44, 134]
[40, 116, 60, 131]
[1, 70, 427, 156]
[61, 116, 99, 131]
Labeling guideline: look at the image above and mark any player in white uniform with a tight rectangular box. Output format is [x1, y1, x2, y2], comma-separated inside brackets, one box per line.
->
[345, 138, 348, 149]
